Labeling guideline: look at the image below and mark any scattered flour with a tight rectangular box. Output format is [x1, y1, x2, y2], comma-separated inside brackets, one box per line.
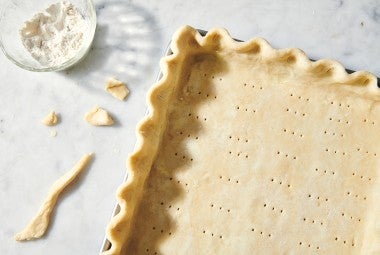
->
[20, 1, 87, 67]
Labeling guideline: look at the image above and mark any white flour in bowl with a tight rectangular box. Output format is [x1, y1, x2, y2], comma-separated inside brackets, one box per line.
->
[20, 1, 87, 67]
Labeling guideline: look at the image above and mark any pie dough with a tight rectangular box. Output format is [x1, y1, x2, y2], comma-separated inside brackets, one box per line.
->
[15, 153, 93, 241]
[104, 26, 380, 254]
[42, 111, 58, 126]
[84, 106, 114, 126]
[106, 78, 129, 101]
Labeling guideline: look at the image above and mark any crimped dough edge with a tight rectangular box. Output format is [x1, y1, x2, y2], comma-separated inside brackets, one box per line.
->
[103, 25, 379, 255]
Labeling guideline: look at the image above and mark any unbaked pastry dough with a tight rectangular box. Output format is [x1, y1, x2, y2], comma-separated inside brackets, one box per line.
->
[84, 106, 114, 126]
[15, 153, 93, 241]
[104, 26, 380, 255]
[106, 78, 129, 101]
[42, 111, 58, 126]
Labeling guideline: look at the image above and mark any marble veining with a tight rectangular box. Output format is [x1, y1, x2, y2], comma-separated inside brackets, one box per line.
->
[0, 0, 379, 254]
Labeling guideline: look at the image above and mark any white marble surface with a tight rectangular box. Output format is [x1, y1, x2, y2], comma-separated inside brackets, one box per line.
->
[0, 0, 379, 254]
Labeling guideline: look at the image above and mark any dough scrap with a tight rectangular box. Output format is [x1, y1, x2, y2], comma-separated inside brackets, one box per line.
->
[42, 111, 58, 126]
[104, 26, 380, 255]
[105, 78, 129, 101]
[84, 106, 114, 126]
[14, 153, 93, 241]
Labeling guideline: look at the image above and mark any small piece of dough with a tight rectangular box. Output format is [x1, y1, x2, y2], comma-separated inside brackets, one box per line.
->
[105, 78, 129, 100]
[42, 111, 58, 126]
[84, 106, 114, 126]
[14, 153, 93, 241]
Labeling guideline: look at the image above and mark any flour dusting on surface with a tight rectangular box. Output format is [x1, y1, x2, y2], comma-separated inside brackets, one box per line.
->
[20, 1, 87, 67]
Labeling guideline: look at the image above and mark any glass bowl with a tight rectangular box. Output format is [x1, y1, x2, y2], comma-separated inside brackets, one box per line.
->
[0, 0, 96, 72]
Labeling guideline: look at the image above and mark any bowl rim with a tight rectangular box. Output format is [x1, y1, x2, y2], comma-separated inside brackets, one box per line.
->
[0, 0, 97, 72]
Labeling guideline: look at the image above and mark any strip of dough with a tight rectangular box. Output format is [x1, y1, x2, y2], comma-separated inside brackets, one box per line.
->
[14, 153, 94, 241]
